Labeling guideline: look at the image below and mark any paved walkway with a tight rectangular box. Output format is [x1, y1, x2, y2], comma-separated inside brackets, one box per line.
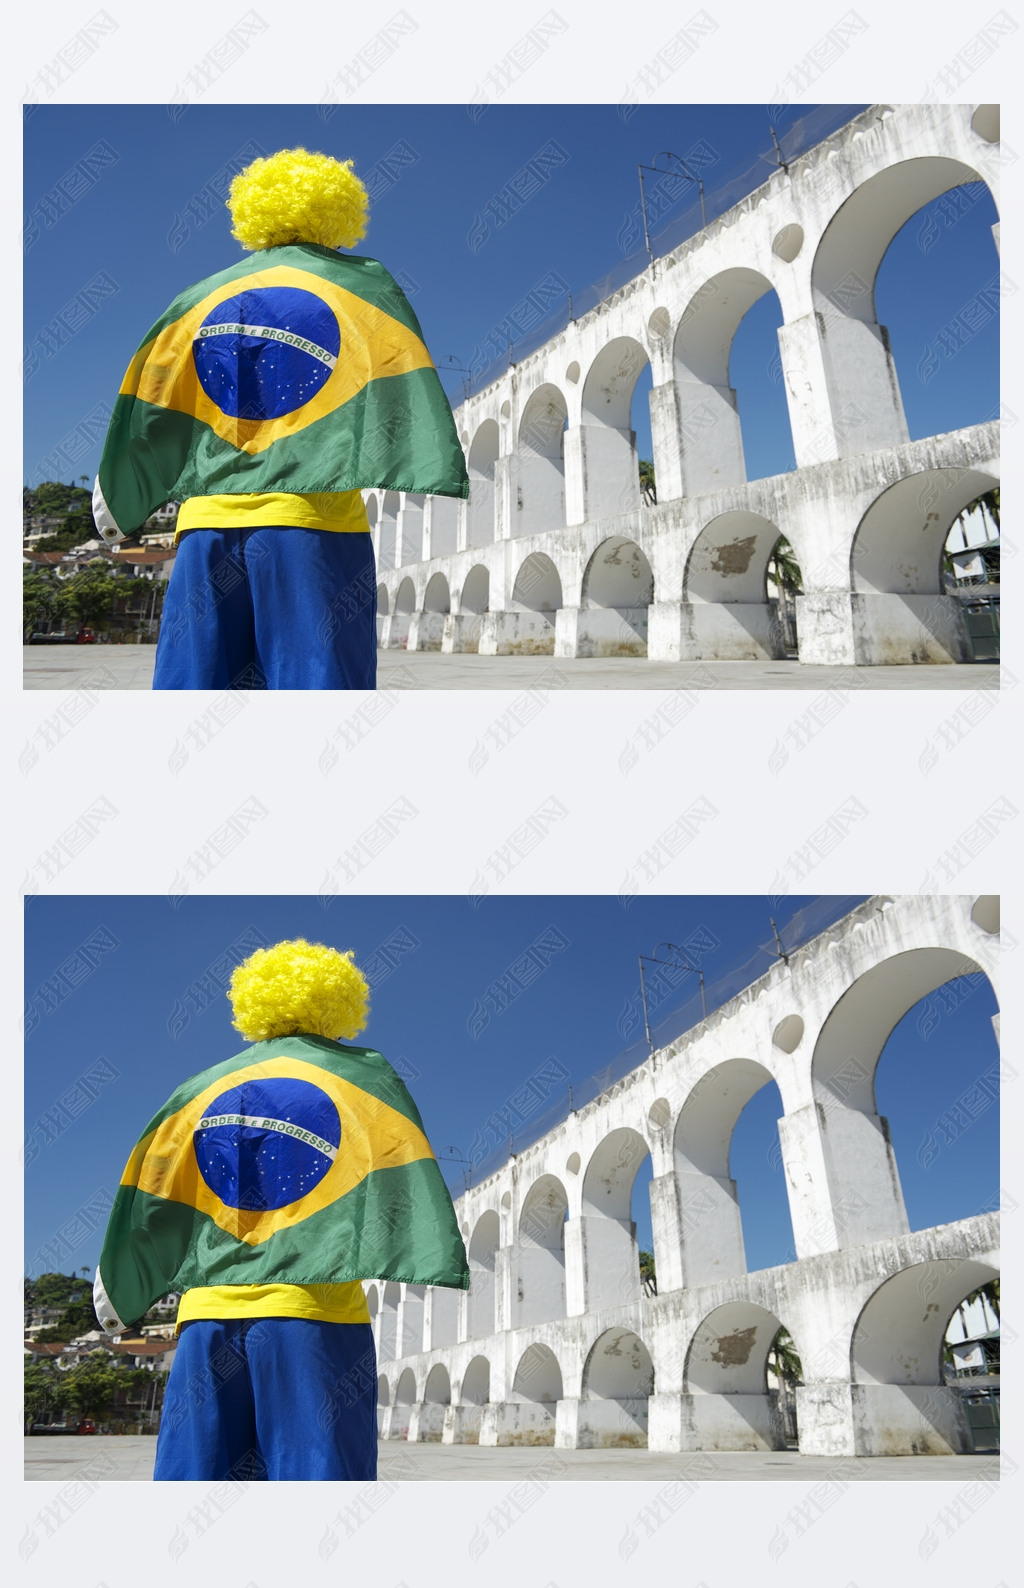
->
[24, 1435, 998, 1481]
[24, 645, 998, 692]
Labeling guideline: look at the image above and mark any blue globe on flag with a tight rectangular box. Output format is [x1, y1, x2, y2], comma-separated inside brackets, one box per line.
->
[193, 1076, 341, 1211]
[192, 286, 341, 421]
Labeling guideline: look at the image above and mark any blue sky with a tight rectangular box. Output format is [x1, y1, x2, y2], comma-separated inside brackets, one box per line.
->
[24, 895, 999, 1284]
[23, 104, 999, 490]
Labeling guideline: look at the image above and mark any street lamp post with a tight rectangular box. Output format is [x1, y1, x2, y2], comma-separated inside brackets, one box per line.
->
[638, 942, 708, 1054]
[636, 152, 708, 266]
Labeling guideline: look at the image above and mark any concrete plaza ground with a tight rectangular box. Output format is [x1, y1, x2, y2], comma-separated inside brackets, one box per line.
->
[24, 645, 999, 692]
[24, 1435, 999, 1481]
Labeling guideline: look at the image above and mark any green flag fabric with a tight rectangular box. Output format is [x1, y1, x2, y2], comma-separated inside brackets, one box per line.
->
[93, 1034, 469, 1333]
[92, 244, 469, 540]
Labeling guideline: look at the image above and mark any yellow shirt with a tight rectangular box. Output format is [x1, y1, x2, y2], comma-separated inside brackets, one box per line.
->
[175, 491, 370, 540]
[176, 1282, 371, 1331]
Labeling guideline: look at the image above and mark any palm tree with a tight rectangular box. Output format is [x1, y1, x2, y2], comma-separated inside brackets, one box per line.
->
[766, 1326, 802, 1387]
[638, 1250, 657, 1297]
[766, 535, 803, 594]
[953, 486, 1000, 546]
[638, 459, 657, 506]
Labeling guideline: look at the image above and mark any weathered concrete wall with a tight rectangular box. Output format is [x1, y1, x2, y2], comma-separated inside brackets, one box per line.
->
[370, 104, 1001, 664]
[370, 895, 1001, 1456]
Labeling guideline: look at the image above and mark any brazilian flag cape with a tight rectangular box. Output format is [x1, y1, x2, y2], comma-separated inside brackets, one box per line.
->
[93, 1034, 469, 1332]
[93, 243, 469, 538]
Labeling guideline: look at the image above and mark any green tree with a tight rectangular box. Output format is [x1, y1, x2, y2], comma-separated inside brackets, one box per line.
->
[54, 567, 124, 632]
[24, 1361, 69, 1432]
[638, 1249, 657, 1297]
[33, 1293, 100, 1343]
[767, 1326, 803, 1387]
[638, 458, 657, 506]
[767, 536, 803, 594]
[62, 1359, 128, 1421]
[23, 569, 62, 638]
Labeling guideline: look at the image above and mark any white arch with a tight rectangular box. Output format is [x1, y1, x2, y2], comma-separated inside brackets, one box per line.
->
[851, 467, 1000, 596]
[684, 511, 783, 604]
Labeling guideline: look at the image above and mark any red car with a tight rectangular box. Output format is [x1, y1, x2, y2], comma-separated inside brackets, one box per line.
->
[75, 629, 97, 644]
[77, 1419, 97, 1435]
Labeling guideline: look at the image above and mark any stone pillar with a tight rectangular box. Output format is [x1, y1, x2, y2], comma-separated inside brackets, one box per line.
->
[380, 1402, 412, 1440]
[507, 1245, 566, 1330]
[565, 1215, 640, 1315]
[397, 1288, 424, 1357]
[442, 1403, 484, 1445]
[441, 612, 485, 653]
[796, 591, 971, 667]
[565, 423, 638, 523]
[378, 612, 411, 650]
[674, 380, 746, 496]
[406, 611, 446, 653]
[508, 450, 566, 538]
[554, 607, 647, 659]
[778, 1103, 909, 1258]
[778, 311, 908, 468]
[555, 1395, 648, 1449]
[647, 601, 784, 662]
[647, 1392, 785, 1453]
[480, 1400, 557, 1446]
[493, 1245, 512, 1335]
[796, 1383, 972, 1457]
[494, 454, 512, 541]
[467, 478, 496, 549]
[478, 610, 557, 656]
[650, 1169, 747, 1289]
[648, 381, 685, 504]
[406, 1401, 446, 1443]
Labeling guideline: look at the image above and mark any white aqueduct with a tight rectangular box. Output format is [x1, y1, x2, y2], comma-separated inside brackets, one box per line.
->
[368, 895, 1001, 1457]
[370, 103, 1001, 667]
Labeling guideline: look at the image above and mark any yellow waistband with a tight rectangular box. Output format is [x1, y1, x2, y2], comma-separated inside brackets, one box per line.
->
[175, 491, 370, 539]
[175, 1282, 371, 1330]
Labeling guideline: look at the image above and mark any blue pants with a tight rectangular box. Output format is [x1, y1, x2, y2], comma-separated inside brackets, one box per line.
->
[152, 528, 377, 690]
[153, 1318, 378, 1481]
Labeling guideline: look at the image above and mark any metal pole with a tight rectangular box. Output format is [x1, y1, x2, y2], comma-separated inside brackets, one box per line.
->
[770, 917, 790, 964]
[768, 124, 789, 174]
[638, 954, 653, 1052]
[636, 165, 653, 262]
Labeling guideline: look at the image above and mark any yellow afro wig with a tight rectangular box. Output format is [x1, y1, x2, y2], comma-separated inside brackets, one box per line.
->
[227, 147, 369, 252]
[228, 938, 370, 1043]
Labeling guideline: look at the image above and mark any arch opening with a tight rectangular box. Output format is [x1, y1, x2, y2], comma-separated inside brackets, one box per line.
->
[394, 577, 416, 615]
[673, 1058, 792, 1282]
[468, 1209, 500, 1340]
[468, 419, 499, 549]
[810, 155, 998, 457]
[851, 468, 1000, 597]
[579, 1328, 654, 1448]
[580, 1127, 652, 1310]
[461, 1355, 491, 1405]
[579, 537, 653, 656]
[512, 552, 563, 613]
[683, 1301, 795, 1451]
[579, 337, 651, 518]
[460, 564, 490, 615]
[423, 572, 451, 614]
[424, 1363, 451, 1404]
[512, 1342, 564, 1403]
[515, 1174, 568, 1328]
[516, 384, 568, 538]
[672, 268, 792, 493]
[811, 945, 998, 1249]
